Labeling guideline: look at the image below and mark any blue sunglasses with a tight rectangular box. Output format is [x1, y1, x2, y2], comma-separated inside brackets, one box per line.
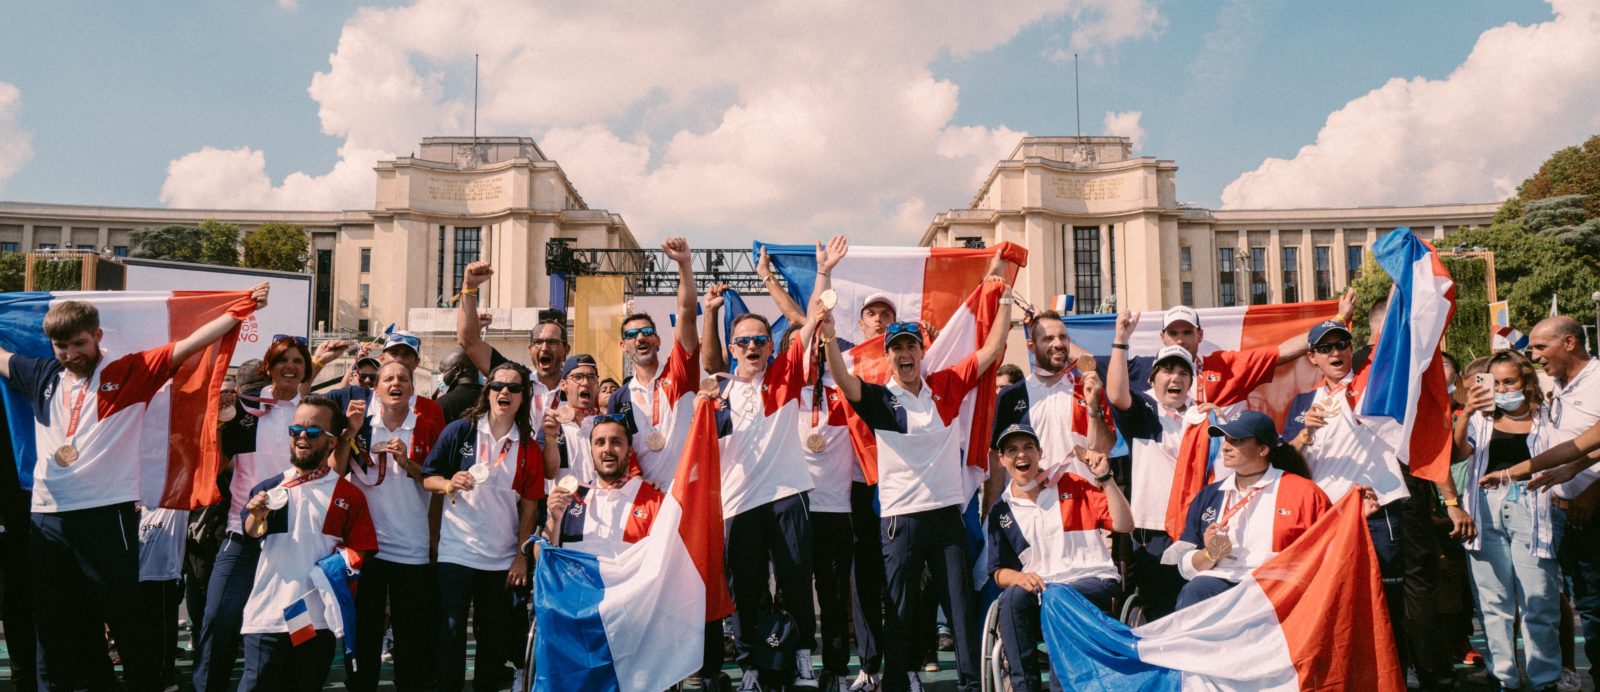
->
[732, 335, 772, 348]
[272, 334, 308, 346]
[886, 322, 922, 337]
[287, 425, 329, 440]
[590, 412, 629, 425]
[623, 326, 658, 340]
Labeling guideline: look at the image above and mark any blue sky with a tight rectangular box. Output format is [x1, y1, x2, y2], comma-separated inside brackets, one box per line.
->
[0, 0, 1590, 244]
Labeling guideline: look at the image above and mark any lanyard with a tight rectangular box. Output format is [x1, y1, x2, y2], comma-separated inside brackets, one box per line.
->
[238, 392, 291, 418]
[280, 465, 331, 490]
[649, 381, 662, 426]
[62, 377, 91, 441]
[1217, 486, 1264, 529]
[483, 438, 514, 470]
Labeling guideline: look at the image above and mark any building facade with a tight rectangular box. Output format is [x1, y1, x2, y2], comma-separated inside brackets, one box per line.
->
[922, 136, 1498, 314]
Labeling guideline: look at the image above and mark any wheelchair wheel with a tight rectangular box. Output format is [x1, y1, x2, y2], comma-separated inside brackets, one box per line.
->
[1119, 591, 1147, 628]
[980, 599, 1010, 692]
[520, 607, 537, 692]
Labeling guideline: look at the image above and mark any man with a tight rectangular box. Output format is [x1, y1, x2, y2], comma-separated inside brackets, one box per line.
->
[606, 237, 701, 487]
[540, 354, 605, 489]
[700, 295, 822, 691]
[986, 424, 1131, 692]
[823, 255, 1014, 692]
[0, 284, 268, 691]
[330, 361, 446, 691]
[1282, 319, 1474, 690]
[238, 396, 377, 690]
[381, 330, 423, 373]
[347, 355, 380, 388]
[1522, 316, 1600, 688]
[434, 347, 483, 423]
[991, 310, 1112, 478]
[456, 260, 568, 414]
[995, 364, 1023, 392]
[546, 414, 661, 557]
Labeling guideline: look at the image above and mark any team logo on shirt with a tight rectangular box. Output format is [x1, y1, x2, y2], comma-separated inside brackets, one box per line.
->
[1205, 373, 1220, 383]
[460, 442, 474, 457]
[42, 381, 56, 400]
[1013, 400, 1028, 412]
[1201, 507, 1218, 523]
[633, 508, 647, 519]
[334, 498, 350, 510]
[569, 504, 585, 517]
[1277, 508, 1291, 516]
[999, 513, 1013, 529]
[240, 415, 256, 428]
[100, 382, 120, 392]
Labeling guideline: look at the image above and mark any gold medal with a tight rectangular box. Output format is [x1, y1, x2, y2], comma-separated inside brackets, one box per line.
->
[804, 433, 826, 453]
[1074, 354, 1097, 374]
[699, 376, 720, 397]
[53, 444, 79, 467]
[646, 431, 666, 451]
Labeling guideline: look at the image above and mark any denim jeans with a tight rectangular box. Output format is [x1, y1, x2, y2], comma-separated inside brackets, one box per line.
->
[1467, 483, 1562, 688]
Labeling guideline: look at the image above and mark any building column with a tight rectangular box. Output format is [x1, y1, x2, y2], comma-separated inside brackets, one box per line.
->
[1268, 229, 1282, 304]
[21, 223, 32, 250]
[98, 226, 109, 252]
[59, 225, 71, 247]
[1060, 221, 1076, 312]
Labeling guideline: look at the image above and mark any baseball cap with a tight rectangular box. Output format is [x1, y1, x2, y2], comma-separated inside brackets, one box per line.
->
[1151, 345, 1196, 375]
[354, 356, 381, 370]
[561, 354, 597, 379]
[1208, 410, 1280, 446]
[1306, 320, 1353, 347]
[884, 321, 923, 351]
[382, 330, 422, 356]
[1162, 305, 1201, 330]
[862, 292, 899, 316]
[993, 422, 1041, 451]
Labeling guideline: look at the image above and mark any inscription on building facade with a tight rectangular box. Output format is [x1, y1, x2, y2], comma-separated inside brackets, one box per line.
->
[1050, 174, 1126, 202]
[427, 177, 506, 203]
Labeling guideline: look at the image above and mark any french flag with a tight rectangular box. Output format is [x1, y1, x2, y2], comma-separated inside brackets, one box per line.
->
[310, 546, 364, 659]
[1356, 228, 1456, 483]
[757, 242, 1027, 486]
[0, 290, 247, 509]
[283, 595, 318, 647]
[1041, 491, 1402, 690]
[533, 395, 733, 691]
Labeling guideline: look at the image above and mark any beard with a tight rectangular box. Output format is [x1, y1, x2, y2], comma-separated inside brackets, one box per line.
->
[290, 446, 326, 471]
[595, 458, 627, 484]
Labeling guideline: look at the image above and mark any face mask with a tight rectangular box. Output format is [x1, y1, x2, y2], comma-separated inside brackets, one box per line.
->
[1447, 382, 1457, 395]
[1494, 391, 1526, 411]
[435, 374, 449, 394]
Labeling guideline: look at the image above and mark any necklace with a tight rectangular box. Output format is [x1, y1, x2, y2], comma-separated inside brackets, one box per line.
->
[1502, 409, 1532, 421]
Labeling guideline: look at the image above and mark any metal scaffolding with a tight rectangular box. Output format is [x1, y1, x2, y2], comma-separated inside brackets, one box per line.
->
[545, 239, 772, 296]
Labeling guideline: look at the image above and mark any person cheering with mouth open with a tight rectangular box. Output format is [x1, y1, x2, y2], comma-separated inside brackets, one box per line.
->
[822, 253, 1015, 692]
[539, 354, 608, 490]
[455, 261, 568, 419]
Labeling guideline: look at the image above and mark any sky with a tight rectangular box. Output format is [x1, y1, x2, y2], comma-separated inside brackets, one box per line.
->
[1, 0, 1596, 246]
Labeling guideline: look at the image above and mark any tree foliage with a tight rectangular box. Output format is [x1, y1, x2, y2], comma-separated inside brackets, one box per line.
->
[32, 257, 84, 291]
[197, 220, 241, 267]
[242, 223, 309, 273]
[130, 221, 240, 266]
[1517, 135, 1600, 217]
[0, 252, 23, 293]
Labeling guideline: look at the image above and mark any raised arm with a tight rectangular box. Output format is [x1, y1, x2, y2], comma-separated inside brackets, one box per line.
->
[540, 410, 562, 480]
[1107, 311, 1136, 412]
[455, 261, 496, 376]
[972, 255, 1016, 374]
[700, 283, 729, 375]
[821, 311, 862, 402]
[333, 399, 365, 476]
[1080, 448, 1133, 533]
[1081, 370, 1113, 454]
[174, 283, 270, 367]
[663, 237, 699, 355]
[1276, 289, 1356, 365]
[757, 246, 807, 326]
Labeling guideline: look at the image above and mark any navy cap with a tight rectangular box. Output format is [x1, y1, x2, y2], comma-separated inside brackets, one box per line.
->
[1306, 320, 1352, 348]
[354, 356, 381, 370]
[993, 422, 1041, 451]
[1207, 410, 1280, 446]
[561, 354, 597, 379]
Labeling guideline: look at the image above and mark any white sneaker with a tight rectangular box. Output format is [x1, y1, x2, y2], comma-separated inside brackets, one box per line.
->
[906, 671, 926, 692]
[738, 668, 763, 692]
[847, 670, 880, 692]
[1558, 668, 1582, 692]
[511, 667, 529, 692]
[793, 650, 819, 688]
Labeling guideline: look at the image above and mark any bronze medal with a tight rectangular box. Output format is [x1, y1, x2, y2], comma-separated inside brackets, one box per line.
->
[556, 407, 576, 425]
[646, 430, 666, 451]
[53, 444, 79, 467]
[804, 433, 826, 453]
[699, 376, 720, 397]
[1074, 354, 1097, 374]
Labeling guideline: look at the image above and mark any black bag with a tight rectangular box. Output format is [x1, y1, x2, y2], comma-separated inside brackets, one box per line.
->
[748, 609, 798, 674]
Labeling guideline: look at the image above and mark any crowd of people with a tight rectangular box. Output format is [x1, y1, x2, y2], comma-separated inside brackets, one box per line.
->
[1, 235, 1599, 692]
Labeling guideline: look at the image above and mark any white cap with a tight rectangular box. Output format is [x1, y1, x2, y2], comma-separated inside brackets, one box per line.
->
[862, 292, 899, 316]
[1152, 345, 1197, 374]
[1162, 305, 1201, 330]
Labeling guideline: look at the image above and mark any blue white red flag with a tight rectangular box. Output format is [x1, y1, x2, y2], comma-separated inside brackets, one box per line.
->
[283, 595, 318, 647]
[533, 395, 733, 691]
[1355, 228, 1456, 483]
[309, 546, 364, 659]
[0, 290, 247, 509]
[1041, 492, 1402, 690]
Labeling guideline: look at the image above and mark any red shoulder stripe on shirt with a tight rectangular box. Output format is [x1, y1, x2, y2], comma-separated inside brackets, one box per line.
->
[324, 478, 379, 553]
[623, 481, 664, 544]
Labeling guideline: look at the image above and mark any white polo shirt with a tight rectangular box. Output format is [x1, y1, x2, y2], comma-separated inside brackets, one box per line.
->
[240, 467, 377, 634]
[616, 342, 701, 487]
[801, 385, 855, 514]
[543, 417, 600, 493]
[1291, 375, 1410, 506]
[1110, 391, 1189, 531]
[350, 399, 434, 565]
[992, 370, 1101, 477]
[1541, 359, 1600, 499]
[718, 340, 814, 517]
[1177, 468, 1283, 582]
[850, 355, 981, 517]
[556, 476, 664, 560]
[984, 473, 1119, 585]
[424, 417, 544, 571]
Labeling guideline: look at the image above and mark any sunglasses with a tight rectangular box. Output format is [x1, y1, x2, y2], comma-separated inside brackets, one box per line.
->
[886, 322, 922, 337]
[591, 412, 629, 425]
[384, 334, 422, 352]
[623, 326, 658, 340]
[732, 335, 772, 348]
[487, 381, 525, 394]
[272, 334, 308, 346]
[287, 425, 329, 440]
[1311, 339, 1352, 355]
[356, 373, 377, 385]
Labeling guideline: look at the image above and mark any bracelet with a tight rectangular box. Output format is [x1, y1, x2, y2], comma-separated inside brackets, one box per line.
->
[311, 357, 325, 369]
[817, 271, 830, 278]
[818, 336, 834, 345]
[1442, 497, 1460, 508]
[460, 287, 479, 296]
[1112, 343, 1129, 350]
[1203, 548, 1219, 562]
[998, 297, 1013, 305]
[1095, 472, 1113, 484]
[761, 274, 777, 283]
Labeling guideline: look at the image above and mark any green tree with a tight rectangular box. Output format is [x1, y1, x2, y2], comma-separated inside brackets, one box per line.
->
[130, 224, 204, 262]
[1517, 134, 1600, 217]
[1349, 251, 1492, 363]
[0, 252, 24, 293]
[32, 257, 84, 291]
[242, 223, 309, 272]
[197, 220, 240, 267]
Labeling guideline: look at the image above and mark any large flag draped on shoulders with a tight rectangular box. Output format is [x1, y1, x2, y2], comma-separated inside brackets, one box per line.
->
[0, 290, 245, 509]
[533, 395, 732, 692]
[755, 241, 1027, 487]
[1355, 227, 1456, 484]
[1041, 491, 1402, 691]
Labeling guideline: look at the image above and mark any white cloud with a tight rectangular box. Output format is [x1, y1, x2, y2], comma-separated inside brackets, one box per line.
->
[1221, 0, 1600, 209]
[0, 82, 34, 192]
[1102, 110, 1144, 150]
[275, 0, 298, 10]
[160, 0, 1160, 243]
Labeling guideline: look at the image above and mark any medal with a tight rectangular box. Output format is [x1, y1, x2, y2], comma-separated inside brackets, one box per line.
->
[699, 376, 720, 397]
[804, 433, 825, 453]
[53, 444, 79, 467]
[646, 431, 666, 451]
[557, 475, 581, 494]
[265, 487, 289, 510]
[819, 289, 838, 310]
[556, 407, 576, 424]
[469, 464, 491, 484]
[1074, 354, 1097, 375]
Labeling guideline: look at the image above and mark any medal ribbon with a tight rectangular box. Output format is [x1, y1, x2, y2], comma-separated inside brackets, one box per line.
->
[1216, 486, 1264, 529]
[649, 382, 662, 426]
[62, 378, 91, 441]
[238, 393, 290, 418]
[279, 464, 331, 490]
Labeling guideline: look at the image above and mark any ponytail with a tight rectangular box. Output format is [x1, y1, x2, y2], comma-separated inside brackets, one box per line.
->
[1268, 444, 1312, 480]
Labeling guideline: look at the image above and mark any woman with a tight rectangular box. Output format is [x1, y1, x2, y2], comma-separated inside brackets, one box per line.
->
[422, 362, 545, 692]
[193, 336, 313, 692]
[1457, 350, 1561, 691]
[1173, 410, 1331, 609]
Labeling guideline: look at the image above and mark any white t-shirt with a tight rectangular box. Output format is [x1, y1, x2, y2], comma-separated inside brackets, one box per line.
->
[717, 340, 814, 517]
[138, 507, 189, 582]
[556, 477, 664, 560]
[801, 386, 855, 514]
[1541, 359, 1600, 499]
[1296, 378, 1410, 506]
[617, 342, 701, 488]
[428, 417, 541, 571]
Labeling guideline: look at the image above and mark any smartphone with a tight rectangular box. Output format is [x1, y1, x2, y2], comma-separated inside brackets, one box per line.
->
[1475, 372, 1493, 390]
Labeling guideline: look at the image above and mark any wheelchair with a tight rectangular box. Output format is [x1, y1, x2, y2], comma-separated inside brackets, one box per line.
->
[979, 588, 1145, 692]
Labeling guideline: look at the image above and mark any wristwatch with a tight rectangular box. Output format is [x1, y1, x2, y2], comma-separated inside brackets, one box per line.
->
[1095, 472, 1114, 485]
